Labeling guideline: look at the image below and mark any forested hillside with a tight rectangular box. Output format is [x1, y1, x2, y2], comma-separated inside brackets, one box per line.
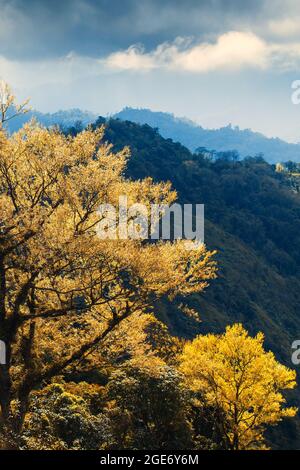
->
[0, 96, 299, 450]
[114, 108, 300, 164]
[3, 0, 300, 457]
[90, 117, 300, 448]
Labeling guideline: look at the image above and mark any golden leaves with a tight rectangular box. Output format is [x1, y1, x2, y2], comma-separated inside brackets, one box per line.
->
[0, 118, 216, 402]
[179, 324, 297, 449]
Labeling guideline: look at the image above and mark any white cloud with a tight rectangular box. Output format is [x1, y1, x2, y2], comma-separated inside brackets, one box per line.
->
[104, 31, 300, 73]
[172, 32, 268, 72]
[105, 45, 157, 71]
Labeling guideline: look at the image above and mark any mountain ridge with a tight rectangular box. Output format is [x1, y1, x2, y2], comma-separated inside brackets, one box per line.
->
[5, 105, 300, 163]
[114, 107, 300, 164]
[5, 108, 96, 134]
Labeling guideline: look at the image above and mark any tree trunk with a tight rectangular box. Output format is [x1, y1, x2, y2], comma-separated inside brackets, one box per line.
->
[0, 363, 15, 449]
[15, 380, 32, 435]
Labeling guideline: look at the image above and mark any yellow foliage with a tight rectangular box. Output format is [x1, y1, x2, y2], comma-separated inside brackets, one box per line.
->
[179, 324, 297, 450]
[0, 91, 216, 436]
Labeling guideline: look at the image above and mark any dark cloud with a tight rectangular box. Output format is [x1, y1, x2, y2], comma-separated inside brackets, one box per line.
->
[0, 0, 271, 59]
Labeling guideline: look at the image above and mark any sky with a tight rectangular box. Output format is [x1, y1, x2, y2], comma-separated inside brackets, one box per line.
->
[1, 0, 300, 141]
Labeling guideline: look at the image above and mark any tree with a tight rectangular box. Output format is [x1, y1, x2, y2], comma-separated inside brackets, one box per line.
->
[104, 364, 193, 450]
[0, 81, 30, 126]
[179, 324, 297, 450]
[215, 150, 239, 162]
[0, 85, 217, 447]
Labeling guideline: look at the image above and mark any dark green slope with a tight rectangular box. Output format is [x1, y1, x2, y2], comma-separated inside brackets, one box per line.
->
[114, 107, 300, 164]
[90, 117, 300, 448]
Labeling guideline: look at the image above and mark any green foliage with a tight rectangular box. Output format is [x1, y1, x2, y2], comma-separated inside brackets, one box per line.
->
[19, 367, 219, 450]
[104, 366, 193, 450]
[22, 383, 111, 450]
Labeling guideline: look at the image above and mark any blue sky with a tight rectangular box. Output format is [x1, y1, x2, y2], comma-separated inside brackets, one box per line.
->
[1, 0, 300, 142]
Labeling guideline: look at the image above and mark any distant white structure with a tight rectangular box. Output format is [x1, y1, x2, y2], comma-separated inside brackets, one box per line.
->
[275, 163, 285, 173]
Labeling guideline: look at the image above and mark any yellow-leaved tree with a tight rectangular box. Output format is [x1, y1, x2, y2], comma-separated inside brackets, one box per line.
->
[0, 80, 30, 125]
[179, 324, 297, 450]
[0, 84, 217, 446]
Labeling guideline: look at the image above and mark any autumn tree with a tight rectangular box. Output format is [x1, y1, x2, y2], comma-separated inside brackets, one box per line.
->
[0, 81, 30, 126]
[179, 324, 297, 450]
[0, 84, 216, 447]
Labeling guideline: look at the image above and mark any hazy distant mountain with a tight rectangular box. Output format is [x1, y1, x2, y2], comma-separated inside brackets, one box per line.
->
[114, 107, 300, 163]
[6, 108, 96, 133]
[7, 106, 300, 164]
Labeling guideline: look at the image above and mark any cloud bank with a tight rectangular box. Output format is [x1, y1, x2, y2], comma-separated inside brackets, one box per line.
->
[105, 32, 300, 73]
[2, 30, 300, 95]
